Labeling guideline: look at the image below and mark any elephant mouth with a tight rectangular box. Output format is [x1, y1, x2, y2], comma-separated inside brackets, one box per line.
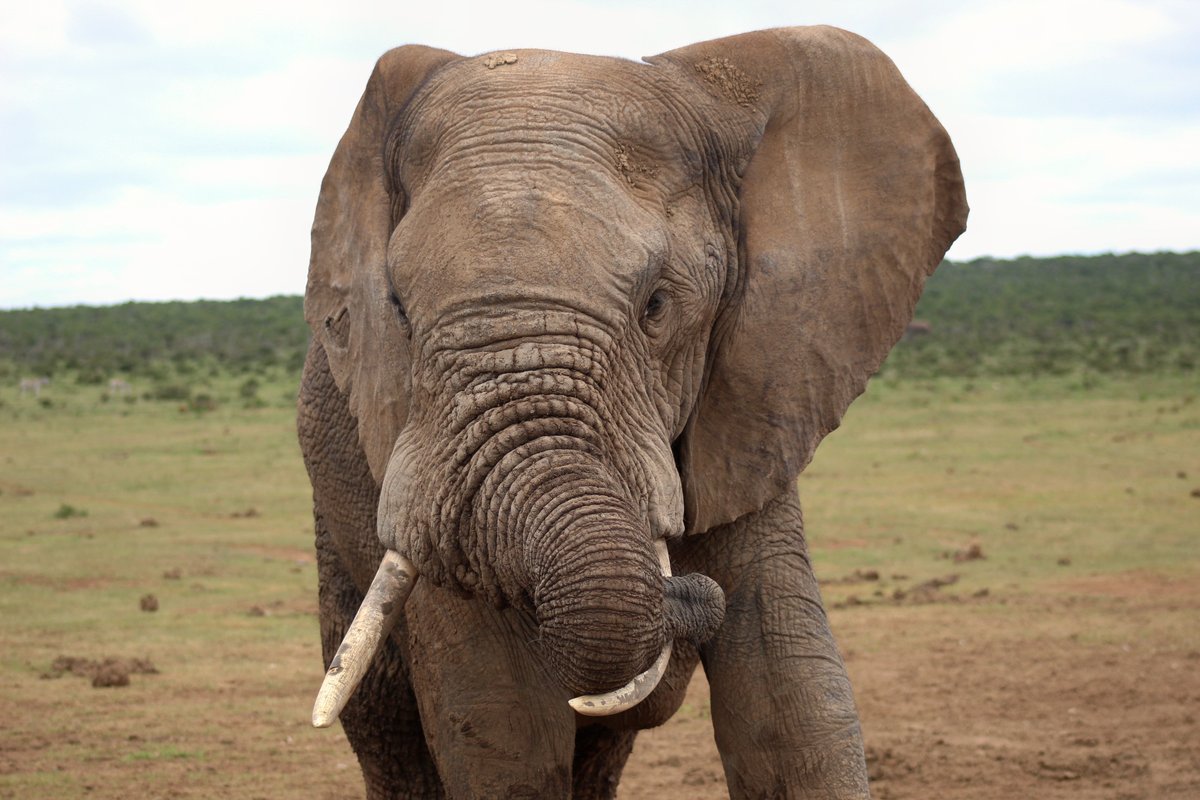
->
[311, 540, 719, 727]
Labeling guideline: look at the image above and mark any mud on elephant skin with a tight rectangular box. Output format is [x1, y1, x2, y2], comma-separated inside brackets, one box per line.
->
[297, 24, 966, 799]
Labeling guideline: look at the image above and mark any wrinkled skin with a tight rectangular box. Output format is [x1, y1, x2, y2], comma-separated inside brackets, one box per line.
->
[298, 25, 966, 799]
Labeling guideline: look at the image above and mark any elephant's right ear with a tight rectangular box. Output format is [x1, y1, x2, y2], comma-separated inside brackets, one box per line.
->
[305, 46, 458, 482]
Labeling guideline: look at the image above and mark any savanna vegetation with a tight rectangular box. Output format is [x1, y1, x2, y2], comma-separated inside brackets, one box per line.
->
[886, 251, 1199, 378]
[1, 250, 1197, 798]
[0, 251, 1196, 400]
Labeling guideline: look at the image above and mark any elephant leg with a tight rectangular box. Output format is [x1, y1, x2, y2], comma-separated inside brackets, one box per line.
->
[403, 586, 577, 799]
[301, 340, 442, 798]
[674, 488, 870, 799]
[316, 526, 443, 798]
[571, 725, 638, 800]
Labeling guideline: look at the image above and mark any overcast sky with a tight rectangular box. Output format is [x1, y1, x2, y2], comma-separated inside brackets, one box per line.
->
[2, 0, 1197, 309]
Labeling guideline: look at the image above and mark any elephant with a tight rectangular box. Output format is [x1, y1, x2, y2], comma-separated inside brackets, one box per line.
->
[296, 25, 966, 799]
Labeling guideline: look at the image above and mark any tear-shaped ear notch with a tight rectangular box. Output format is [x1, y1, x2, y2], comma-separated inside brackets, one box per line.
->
[650, 27, 968, 532]
[305, 45, 459, 481]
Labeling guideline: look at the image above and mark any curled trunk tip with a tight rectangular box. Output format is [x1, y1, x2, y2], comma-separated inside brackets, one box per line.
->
[567, 540, 675, 716]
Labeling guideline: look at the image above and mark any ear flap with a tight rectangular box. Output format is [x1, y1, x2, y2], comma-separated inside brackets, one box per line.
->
[305, 45, 458, 482]
[653, 27, 968, 532]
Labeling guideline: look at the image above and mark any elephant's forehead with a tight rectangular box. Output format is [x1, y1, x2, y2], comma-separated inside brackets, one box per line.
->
[418, 49, 671, 120]
[395, 51, 698, 180]
[385, 51, 704, 322]
[389, 180, 666, 320]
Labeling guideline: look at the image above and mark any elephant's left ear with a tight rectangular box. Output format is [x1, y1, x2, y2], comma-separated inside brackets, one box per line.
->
[649, 27, 968, 533]
[306, 45, 459, 481]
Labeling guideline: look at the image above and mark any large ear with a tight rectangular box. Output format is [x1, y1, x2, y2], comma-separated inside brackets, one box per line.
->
[652, 27, 968, 533]
[305, 45, 459, 482]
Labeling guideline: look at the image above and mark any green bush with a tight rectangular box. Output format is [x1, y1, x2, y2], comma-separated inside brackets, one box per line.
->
[188, 394, 217, 412]
[53, 504, 88, 519]
[75, 366, 106, 385]
[150, 383, 191, 402]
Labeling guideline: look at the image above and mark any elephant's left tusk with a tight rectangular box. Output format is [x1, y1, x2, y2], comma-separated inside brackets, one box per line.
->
[568, 540, 673, 717]
[312, 550, 416, 728]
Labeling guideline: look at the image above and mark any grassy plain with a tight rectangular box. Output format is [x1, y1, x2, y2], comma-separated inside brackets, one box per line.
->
[0, 371, 1197, 798]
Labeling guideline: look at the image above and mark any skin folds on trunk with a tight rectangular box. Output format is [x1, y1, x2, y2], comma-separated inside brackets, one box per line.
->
[519, 454, 665, 696]
[377, 331, 678, 697]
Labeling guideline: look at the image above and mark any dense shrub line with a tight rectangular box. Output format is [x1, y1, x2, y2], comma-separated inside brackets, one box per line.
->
[1, 251, 1196, 381]
[882, 251, 1198, 378]
[0, 295, 307, 381]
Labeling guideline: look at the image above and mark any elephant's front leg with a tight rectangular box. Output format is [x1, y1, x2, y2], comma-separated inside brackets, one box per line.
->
[403, 585, 577, 799]
[676, 489, 870, 799]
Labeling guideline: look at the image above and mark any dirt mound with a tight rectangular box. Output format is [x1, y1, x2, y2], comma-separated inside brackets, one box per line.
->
[41, 656, 159, 688]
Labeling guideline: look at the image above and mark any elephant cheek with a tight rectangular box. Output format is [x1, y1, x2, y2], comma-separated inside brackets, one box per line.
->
[645, 440, 685, 540]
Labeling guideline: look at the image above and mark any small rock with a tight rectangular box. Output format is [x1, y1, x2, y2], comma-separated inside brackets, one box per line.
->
[138, 517, 159, 527]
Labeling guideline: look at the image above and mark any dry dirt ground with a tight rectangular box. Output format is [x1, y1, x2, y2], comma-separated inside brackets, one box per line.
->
[6, 572, 1195, 798]
[620, 571, 1200, 799]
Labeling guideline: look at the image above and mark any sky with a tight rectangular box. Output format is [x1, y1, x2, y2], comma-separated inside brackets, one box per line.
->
[2, 0, 1198, 309]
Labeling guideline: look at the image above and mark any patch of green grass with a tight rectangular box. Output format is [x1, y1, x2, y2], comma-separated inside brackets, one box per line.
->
[124, 745, 206, 762]
[804, 373, 1200, 608]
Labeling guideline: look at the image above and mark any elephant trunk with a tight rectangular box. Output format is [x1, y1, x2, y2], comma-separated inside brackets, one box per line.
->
[513, 455, 665, 697]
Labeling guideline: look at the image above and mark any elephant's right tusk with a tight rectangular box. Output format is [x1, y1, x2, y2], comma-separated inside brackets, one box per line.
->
[568, 540, 674, 717]
[312, 550, 416, 728]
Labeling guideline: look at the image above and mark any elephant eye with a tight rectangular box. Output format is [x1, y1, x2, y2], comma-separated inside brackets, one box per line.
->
[642, 288, 669, 324]
[388, 292, 411, 333]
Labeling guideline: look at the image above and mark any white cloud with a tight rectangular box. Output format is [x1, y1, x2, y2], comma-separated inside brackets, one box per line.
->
[0, 2, 71, 57]
[2, 0, 1199, 307]
[0, 188, 314, 307]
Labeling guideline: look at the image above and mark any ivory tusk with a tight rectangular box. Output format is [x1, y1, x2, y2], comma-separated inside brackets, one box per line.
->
[312, 550, 416, 728]
[568, 540, 673, 717]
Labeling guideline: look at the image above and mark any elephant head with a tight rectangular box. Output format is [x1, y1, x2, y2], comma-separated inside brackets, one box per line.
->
[305, 27, 966, 724]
